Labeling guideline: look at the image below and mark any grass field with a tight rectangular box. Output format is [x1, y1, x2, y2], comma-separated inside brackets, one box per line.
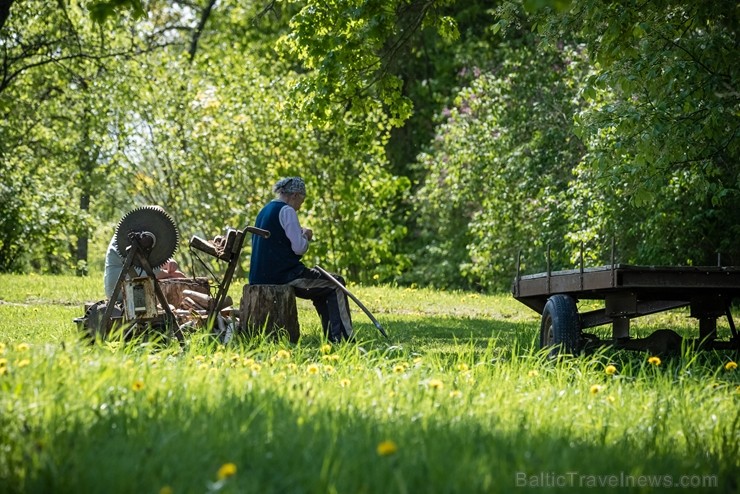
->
[0, 273, 738, 493]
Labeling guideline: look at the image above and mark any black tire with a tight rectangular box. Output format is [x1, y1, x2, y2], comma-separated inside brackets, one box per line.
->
[540, 294, 581, 356]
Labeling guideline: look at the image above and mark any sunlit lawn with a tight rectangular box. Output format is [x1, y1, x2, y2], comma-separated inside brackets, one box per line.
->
[0, 273, 738, 493]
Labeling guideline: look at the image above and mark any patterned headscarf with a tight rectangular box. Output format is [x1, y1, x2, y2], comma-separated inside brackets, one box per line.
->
[273, 177, 306, 195]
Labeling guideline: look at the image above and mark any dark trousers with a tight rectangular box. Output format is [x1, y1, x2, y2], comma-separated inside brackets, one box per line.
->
[290, 267, 353, 342]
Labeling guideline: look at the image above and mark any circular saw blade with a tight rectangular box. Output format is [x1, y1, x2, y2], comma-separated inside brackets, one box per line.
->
[115, 206, 179, 269]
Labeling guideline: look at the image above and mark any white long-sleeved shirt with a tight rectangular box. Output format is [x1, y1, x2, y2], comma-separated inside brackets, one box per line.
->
[278, 204, 309, 255]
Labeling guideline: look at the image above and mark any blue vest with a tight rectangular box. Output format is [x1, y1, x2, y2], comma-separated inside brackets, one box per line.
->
[249, 200, 305, 284]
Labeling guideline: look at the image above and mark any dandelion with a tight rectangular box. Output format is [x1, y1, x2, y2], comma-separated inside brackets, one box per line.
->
[606, 395, 616, 404]
[340, 378, 351, 388]
[393, 364, 406, 374]
[286, 363, 298, 372]
[376, 440, 398, 456]
[217, 462, 237, 480]
[250, 363, 262, 373]
[307, 363, 320, 375]
[16, 343, 30, 352]
[193, 355, 206, 363]
[320, 344, 332, 354]
[16, 359, 30, 368]
[590, 384, 603, 394]
[449, 390, 463, 399]
[725, 361, 737, 371]
[457, 363, 469, 372]
[132, 380, 145, 392]
[0, 357, 7, 368]
[605, 365, 617, 376]
[648, 356, 661, 366]
[322, 354, 340, 362]
[527, 370, 539, 377]
[276, 349, 291, 360]
[428, 378, 444, 390]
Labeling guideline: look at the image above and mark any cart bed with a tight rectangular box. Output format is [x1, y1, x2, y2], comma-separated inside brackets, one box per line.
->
[512, 264, 740, 314]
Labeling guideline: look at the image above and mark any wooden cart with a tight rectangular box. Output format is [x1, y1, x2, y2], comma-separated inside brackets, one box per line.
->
[512, 263, 740, 354]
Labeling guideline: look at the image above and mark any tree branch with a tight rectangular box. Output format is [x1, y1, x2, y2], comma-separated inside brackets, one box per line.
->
[188, 0, 217, 63]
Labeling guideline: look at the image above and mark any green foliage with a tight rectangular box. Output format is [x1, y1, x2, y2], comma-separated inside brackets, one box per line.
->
[87, 0, 145, 23]
[525, 0, 740, 264]
[2, 0, 739, 290]
[407, 41, 590, 290]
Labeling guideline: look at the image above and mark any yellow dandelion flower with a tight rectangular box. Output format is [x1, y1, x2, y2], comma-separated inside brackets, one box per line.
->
[527, 370, 539, 377]
[428, 378, 444, 390]
[393, 364, 405, 373]
[193, 355, 205, 363]
[217, 462, 237, 480]
[590, 384, 603, 394]
[340, 378, 351, 388]
[449, 390, 463, 398]
[16, 359, 30, 368]
[276, 349, 291, 360]
[16, 343, 30, 352]
[322, 354, 340, 362]
[0, 357, 7, 367]
[323, 364, 335, 374]
[606, 395, 616, 403]
[250, 363, 262, 373]
[307, 363, 320, 375]
[242, 358, 255, 367]
[132, 380, 145, 392]
[457, 363, 469, 372]
[159, 486, 173, 494]
[286, 363, 298, 371]
[648, 356, 661, 366]
[376, 440, 398, 457]
[725, 361, 737, 371]
[605, 365, 617, 376]
[0, 366, 7, 376]
[320, 344, 332, 354]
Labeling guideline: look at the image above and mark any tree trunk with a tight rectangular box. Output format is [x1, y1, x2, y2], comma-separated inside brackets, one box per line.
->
[240, 285, 300, 343]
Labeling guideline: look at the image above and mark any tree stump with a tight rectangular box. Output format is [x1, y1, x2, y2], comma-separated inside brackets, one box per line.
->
[240, 285, 300, 343]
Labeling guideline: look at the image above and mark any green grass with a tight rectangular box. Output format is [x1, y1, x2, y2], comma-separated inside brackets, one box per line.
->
[0, 273, 738, 493]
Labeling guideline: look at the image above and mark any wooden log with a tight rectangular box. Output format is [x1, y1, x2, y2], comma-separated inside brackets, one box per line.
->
[159, 277, 210, 308]
[240, 284, 300, 343]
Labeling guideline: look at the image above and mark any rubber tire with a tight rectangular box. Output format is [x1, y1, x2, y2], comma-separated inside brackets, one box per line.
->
[540, 294, 581, 356]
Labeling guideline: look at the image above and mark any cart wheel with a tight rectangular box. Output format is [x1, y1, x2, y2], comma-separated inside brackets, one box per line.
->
[540, 294, 581, 355]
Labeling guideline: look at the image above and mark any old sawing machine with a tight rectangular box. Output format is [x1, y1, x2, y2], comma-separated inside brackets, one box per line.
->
[75, 206, 269, 342]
